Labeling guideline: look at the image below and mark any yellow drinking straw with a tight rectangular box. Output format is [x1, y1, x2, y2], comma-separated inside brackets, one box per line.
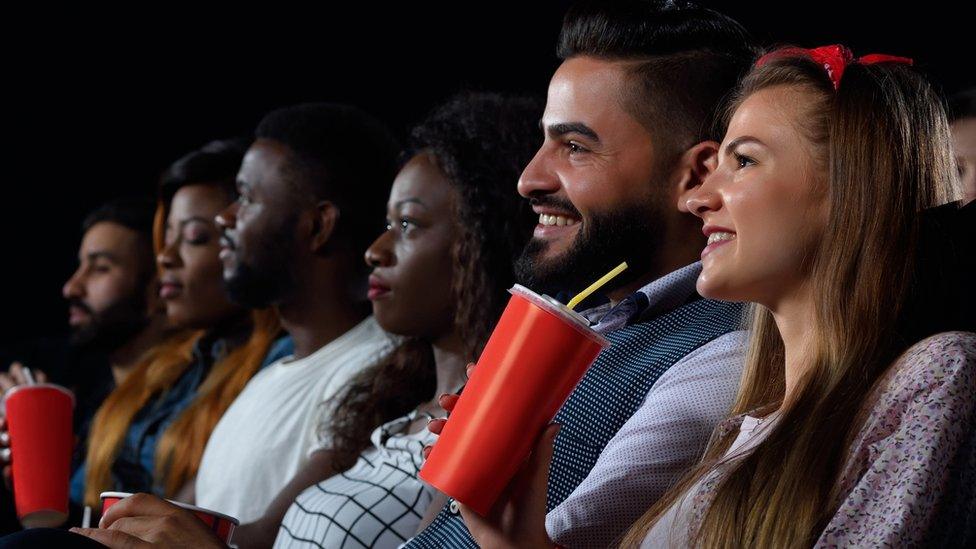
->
[566, 261, 629, 310]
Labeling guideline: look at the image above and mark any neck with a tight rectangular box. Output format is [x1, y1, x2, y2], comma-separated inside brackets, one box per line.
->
[278, 261, 368, 359]
[430, 332, 468, 402]
[108, 313, 168, 385]
[604, 234, 702, 304]
[769, 283, 819, 407]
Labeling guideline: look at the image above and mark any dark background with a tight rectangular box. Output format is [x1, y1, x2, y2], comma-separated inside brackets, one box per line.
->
[2, 1, 971, 346]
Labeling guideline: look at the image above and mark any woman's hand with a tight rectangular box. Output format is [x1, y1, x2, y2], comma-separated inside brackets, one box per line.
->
[70, 493, 225, 548]
[458, 423, 560, 549]
[422, 362, 474, 459]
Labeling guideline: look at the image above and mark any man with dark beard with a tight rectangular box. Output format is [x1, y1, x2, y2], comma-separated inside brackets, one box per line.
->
[409, 2, 755, 547]
[179, 103, 401, 548]
[0, 198, 167, 532]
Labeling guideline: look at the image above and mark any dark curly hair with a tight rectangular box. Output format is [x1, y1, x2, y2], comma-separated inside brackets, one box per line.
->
[323, 92, 543, 469]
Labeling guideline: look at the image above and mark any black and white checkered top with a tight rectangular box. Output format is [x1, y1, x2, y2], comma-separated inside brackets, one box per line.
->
[274, 410, 436, 548]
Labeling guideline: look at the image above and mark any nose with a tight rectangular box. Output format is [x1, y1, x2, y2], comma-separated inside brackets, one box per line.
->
[364, 229, 394, 268]
[517, 145, 561, 199]
[216, 201, 238, 231]
[62, 267, 85, 300]
[156, 238, 181, 271]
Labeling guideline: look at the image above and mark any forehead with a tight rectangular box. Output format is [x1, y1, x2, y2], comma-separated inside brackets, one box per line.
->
[545, 57, 649, 139]
[81, 221, 144, 255]
[168, 183, 230, 219]
[239, 139, 293, 189]
[388, 152, 454, 212]
[726, 85, 815, 150]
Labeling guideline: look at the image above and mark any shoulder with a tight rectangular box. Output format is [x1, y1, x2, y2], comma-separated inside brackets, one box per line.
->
[879, 331, 976, 400]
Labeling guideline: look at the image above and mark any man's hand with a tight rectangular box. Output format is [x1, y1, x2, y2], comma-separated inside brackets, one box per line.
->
[459, 423, 559, 549]
[70, 493, 226, 549]
[0, 362, 49, 487]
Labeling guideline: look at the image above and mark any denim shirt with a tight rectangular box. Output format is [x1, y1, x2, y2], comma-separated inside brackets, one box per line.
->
[67, 328, 290, 505]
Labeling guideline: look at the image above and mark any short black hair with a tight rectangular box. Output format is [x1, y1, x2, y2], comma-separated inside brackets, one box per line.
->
[558, 0, 757, 163]
[949, 87, 976, 122]
[159, 137, 252, 205]
[81, 196, 157, 278]
[82, 197, 156, 239]
[255, 103, 400, 255]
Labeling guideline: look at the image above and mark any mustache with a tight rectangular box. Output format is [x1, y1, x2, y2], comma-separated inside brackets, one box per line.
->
[528, 196, 582, 219]
[67, 298, 94, 315]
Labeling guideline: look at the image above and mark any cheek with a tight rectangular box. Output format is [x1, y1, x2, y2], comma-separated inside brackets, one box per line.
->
[182, 247, 227, 297]
[87, 275, 135, 312]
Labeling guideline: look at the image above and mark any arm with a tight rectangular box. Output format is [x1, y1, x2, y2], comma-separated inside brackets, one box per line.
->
[545, 330, 748, 548]
[817, 332, 976, 547]
[416, 490, 449, 534]
[232, 448, 340, 549]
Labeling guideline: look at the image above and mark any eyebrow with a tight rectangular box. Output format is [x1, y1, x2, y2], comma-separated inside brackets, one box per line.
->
[546, 122, 601, 143]
[394, 198, 427, 210]
[84, 251, 119, 263]
[167, 216, 218, 231]
[723, 135, 766, 156]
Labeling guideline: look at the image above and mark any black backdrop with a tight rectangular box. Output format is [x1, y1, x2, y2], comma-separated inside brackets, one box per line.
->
[2, 1, 971, 345]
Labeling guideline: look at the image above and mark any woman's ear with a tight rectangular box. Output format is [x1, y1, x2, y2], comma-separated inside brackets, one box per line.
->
[674, 141, 720, 213]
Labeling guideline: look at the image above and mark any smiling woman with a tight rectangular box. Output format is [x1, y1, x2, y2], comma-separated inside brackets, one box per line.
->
[621, 46, 974, 547]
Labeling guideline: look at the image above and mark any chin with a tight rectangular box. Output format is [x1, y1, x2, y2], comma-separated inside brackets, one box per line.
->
[695, 274, 739, 302]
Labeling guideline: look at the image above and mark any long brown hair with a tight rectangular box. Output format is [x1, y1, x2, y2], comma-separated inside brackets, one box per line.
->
[622, 51, 959, 547]
[84, 141, 281, 506]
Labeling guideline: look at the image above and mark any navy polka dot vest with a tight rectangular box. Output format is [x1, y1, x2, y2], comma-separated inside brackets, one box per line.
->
[405, 297, 745, 549]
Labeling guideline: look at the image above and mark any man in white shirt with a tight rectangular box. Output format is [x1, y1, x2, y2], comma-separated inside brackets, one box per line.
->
[194, 104, 402, 547]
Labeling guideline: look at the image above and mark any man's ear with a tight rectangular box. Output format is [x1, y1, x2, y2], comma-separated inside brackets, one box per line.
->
[674, 141, 720, 213]
[309, 201, 340, 253]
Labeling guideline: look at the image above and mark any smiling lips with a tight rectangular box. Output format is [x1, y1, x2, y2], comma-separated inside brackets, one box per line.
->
[701, 227, 737, 259]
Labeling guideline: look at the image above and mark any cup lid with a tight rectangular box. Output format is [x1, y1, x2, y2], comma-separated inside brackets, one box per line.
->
[99, 492, 240, 525]
[508, 285, 610, 347]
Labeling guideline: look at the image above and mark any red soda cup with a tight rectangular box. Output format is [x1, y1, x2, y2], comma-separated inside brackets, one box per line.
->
[101, 492, 240, 544]
[3, 384, 74, 528]
[419, 284, 609, 515]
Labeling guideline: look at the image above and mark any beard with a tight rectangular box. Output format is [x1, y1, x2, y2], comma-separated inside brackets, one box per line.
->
[222, 215, 300, 309]
[514, 197, 667, 298]
[68, 292, 148, 352]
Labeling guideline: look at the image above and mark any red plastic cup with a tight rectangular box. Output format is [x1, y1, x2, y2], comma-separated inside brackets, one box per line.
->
[3, 384, 74, 528]
[101, 492, 240, 544]
[419, 284, 609, 515]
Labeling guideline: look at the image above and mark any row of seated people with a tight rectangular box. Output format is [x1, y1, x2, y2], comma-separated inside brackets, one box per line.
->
[1, 1, 975, 547]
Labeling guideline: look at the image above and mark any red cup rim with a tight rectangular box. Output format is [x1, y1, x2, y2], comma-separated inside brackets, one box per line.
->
[3, 383, 76, 407]
[99, 492, 240, 526]
[508, 285, 610, 347]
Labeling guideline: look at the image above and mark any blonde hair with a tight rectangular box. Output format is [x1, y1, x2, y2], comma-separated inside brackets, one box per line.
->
[83, 193, 280, 507]
[622, 52, 959, 547]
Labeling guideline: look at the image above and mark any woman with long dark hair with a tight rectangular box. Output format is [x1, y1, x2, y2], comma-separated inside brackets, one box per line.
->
[77, 139, 284, 509]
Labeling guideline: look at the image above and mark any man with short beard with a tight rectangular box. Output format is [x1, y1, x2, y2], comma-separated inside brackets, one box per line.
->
[409, 2, 755, 547]
[0, 198, 167, 531]
[187, 103, 401, 548]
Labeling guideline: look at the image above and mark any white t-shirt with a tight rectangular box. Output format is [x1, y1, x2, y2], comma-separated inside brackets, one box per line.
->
[195, 316, 397, 523]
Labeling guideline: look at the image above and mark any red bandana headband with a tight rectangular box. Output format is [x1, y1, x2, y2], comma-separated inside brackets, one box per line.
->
[755, 44, 914, 90]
